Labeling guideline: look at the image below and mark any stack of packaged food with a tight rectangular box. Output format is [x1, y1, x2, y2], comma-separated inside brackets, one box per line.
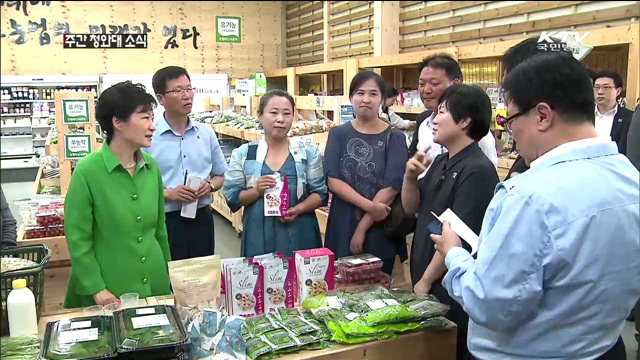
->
[334, 254, 392, 292]
[301, 286, 450, 345]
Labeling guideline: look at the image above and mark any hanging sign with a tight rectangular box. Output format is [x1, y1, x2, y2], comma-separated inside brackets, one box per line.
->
[64, 134, 92, 159]
[62, 99, 90, 124]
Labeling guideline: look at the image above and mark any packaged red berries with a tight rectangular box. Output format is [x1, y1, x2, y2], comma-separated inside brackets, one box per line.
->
[336, 254, 383, 283]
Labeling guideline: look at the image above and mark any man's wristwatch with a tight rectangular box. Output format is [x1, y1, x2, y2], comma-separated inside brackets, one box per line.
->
[207, 180, 216, 192]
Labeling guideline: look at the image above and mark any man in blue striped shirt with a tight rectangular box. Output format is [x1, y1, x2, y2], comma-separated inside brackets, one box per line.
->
[433, 53, 640, 359]
[145, 66, 228, 260]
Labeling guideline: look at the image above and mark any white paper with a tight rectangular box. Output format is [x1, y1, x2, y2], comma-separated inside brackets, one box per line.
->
[70, 321, 92, 330]
[181, 175, 202, 219]
[347, 258, 366, 265]
[136, 308, 156, 315]
[131, 314, 170, 329]
[430, 208, 479, 255]
[366, 299, 386, 311]
[59, 328, 98, 343]
[326, 296, 341, 309]
[367, 257, 381, 263]
[345, 312, 360, 321]
[383, 299, 400, 306]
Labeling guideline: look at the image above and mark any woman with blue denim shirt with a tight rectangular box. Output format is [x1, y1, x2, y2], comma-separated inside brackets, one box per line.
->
[223, 90, 327, 257]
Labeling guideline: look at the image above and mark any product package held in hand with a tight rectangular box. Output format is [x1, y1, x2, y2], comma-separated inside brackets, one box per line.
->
[294, 248, 335, 304]
[264, 172, 289, 217]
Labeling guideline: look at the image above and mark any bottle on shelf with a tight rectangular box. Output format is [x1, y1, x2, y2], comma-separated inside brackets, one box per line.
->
[7, 278, 38, 337]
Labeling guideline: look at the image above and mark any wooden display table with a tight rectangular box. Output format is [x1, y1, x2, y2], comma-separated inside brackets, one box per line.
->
[38, 296, 457, 360]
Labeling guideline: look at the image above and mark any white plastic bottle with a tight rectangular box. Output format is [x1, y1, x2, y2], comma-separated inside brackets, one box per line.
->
[7, 278, 38, 337]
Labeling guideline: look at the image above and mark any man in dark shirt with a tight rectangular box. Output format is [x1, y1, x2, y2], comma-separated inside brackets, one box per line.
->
[402, 85, 499, 360]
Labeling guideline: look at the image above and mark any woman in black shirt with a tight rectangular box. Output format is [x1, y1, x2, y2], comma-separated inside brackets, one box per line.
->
[402, 84, 498, 360]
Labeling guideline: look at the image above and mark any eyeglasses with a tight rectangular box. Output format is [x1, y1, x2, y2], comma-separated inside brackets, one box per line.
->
[593, 85, 615, 91]
[161, 87, 195, 96]
[497, 107, 533, 133]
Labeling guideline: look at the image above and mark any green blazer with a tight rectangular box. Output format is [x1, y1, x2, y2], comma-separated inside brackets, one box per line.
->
[64, 143, 172, 308]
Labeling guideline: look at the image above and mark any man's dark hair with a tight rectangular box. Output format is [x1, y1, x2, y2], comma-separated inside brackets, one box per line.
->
[503, 37, 572, 75]
[418, 53, 462, 81]
[594, 71, 623, 88]
[96, 81, 156, 143]
[439, 85, 491, 141]
[258, 89, 295, 115]
[348, 70, 387, 99]
[384, 86, 399, 99]
[502, 52, 595, 125]
[152, 66, 191, 95]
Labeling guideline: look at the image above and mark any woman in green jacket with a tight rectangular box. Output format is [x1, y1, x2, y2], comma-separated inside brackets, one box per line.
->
[64, 81, 171, 308]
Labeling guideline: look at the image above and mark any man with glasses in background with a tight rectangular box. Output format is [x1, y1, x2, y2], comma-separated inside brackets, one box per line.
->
[146, 66, 227, 260]
[593, 71, 633, 155]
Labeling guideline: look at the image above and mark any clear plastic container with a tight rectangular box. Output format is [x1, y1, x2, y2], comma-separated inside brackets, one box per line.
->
[40, 315, 117, 360]
[336, 254, 384, 283]
[113, 305, 189, 359]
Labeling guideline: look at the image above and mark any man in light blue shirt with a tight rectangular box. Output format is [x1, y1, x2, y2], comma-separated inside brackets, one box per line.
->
[432, 53, 640, 359]
[145, 66, 228, 260]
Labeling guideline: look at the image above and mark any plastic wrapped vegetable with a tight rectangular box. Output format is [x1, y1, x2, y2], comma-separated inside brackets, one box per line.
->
[244, 313, 279, 336]
[41, 316, 116, 360]
[113, 305, 188, 351]
[1, 336, 40, 360]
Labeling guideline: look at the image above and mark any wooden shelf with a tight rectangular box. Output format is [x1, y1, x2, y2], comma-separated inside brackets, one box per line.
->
[389, 105, 426, 114]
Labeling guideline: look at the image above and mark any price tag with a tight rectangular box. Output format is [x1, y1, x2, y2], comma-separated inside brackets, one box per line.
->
[383, 299, 400, 306]
[366, 299, 386, 311]
[315, 96, 324, 108]
[136, 308, 156, 315]
[70, 321, 92, 330]
[345, 312, 360, 321]
[326, 296, 341, 309]
[131, 314, 170, 329]
[59, 328, 99, 344]
[347, 258, 366, 265]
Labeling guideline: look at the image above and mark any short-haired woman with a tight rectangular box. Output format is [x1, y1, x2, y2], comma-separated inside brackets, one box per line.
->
[64, 81, 172, 308]
[402, 84, 499, 360]
[323, 70, 409, 275]
[223, 90, 327, 257]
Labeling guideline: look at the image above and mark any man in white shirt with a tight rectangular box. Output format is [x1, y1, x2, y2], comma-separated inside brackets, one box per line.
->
[408, 54, 497, 177]
[593, 71, 633, 154]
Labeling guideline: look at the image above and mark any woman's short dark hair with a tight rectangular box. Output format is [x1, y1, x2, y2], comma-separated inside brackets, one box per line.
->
[152, 66, 191, 95]
[502, 52, 595, 125]
[258, 89, 295, 115]
[418, 53, 462, 82]
[594, 71, 623, 88]
[439, 84, 491, 141]
[348, 70, 387, 99]
[96, 81, 156, 143]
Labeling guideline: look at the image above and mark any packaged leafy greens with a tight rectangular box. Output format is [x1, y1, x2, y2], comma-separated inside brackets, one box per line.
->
[246, 336, 273, 360]
[276, 315, 318, 336]
[41, 315, 116, 360]
[113, 305, 189, 358]
[261, 328, 297, 351]
[244, 313, 280, 336]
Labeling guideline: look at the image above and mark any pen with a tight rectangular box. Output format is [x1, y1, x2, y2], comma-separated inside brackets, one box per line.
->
[183, 169, 188, 186]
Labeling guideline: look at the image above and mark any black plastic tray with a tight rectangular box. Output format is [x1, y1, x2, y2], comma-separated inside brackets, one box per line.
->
[40, 315, 117, 360]
[113, 305, 190, 360]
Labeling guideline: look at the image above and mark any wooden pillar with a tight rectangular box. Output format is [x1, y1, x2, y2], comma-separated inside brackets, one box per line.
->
[280, 2, 288, 69]
[287, 67, 299, 95]
[344, 58, 359, 91]
[626, 22, 639, 107]
[373, 1, 400, 57]
[323, 1, 331, 64]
